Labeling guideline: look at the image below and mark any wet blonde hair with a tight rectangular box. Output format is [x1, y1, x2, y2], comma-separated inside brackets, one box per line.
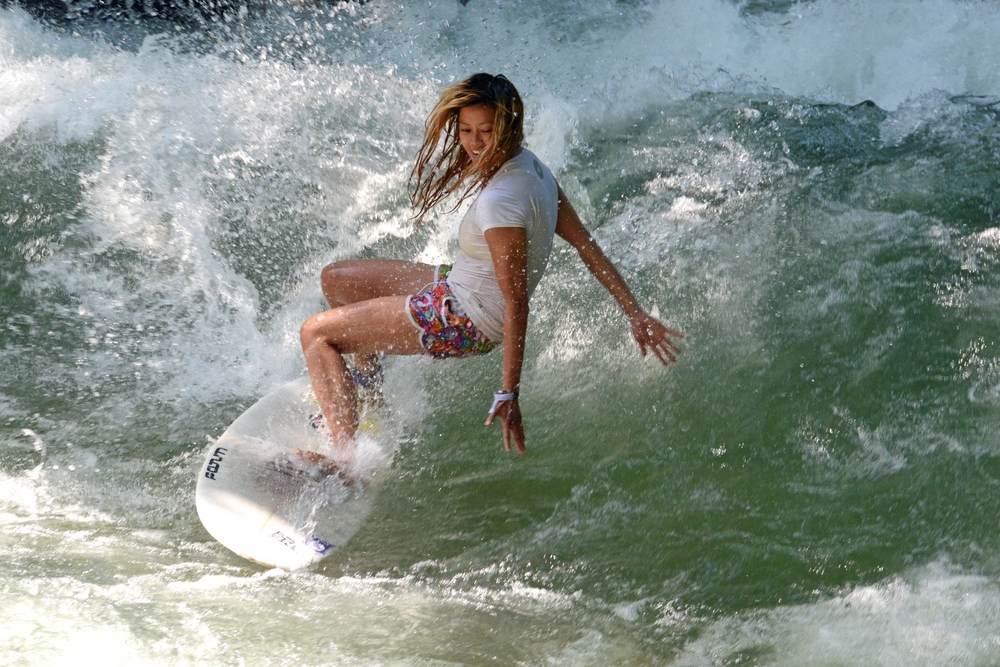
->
[409, 73, 524, 225]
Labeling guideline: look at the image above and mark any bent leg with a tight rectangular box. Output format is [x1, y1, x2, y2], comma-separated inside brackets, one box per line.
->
[320, 259, 436, 377]
[300, 295, 425, 450]
[321, 259, 436, 308]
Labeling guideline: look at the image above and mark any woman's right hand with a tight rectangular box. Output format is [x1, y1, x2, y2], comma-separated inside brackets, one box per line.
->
[485, 398, 526, 454]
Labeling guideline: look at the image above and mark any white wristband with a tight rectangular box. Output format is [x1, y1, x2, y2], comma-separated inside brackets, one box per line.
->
[488, 390, 519, 415]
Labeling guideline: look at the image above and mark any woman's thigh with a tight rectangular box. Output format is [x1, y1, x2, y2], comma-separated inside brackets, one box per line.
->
[302, 295, 426, 357]
[321, 259, 437, 308]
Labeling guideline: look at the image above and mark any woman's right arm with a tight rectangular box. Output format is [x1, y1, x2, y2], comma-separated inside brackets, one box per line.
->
[555, 186, 683, 365]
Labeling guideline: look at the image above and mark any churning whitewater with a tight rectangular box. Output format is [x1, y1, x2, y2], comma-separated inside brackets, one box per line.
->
[3, 0, 1000, 664]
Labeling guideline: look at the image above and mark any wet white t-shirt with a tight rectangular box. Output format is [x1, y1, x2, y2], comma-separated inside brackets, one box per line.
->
[447, 149, 559, 342]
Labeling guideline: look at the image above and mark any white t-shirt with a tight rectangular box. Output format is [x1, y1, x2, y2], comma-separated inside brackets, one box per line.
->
[448, 149, 559, 342]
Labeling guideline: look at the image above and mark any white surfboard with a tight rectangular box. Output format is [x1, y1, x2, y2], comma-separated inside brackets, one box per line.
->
[196, 377, 379, 570]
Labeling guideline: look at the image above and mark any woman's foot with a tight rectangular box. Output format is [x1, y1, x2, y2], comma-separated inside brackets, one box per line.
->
[293, 448, 359, 486]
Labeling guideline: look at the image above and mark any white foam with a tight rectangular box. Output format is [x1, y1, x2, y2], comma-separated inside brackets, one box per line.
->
[0, 16, 434, 413]
[672, 560, 1000, 666]
[386, 0, 1000, 114]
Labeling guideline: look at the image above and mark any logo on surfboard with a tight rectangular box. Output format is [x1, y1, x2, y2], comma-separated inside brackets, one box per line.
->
[270, 531, 333, 555]
[271, 530, 297, 551]
[203, 446, 228, 480]
[304, 535, 333, 555]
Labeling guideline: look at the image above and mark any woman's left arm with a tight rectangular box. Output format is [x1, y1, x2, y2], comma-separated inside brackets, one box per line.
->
[483, 225, 529, 454]
[555, 185, 684, 365]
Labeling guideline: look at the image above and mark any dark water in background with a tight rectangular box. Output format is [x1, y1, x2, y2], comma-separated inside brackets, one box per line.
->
[3, 0, 1000, 664]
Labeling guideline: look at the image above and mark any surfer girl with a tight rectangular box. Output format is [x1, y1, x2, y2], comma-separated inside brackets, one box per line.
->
[299, 73, 682, 460]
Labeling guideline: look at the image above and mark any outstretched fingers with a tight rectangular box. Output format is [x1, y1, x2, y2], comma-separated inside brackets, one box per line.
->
[631, 313, 684, 366]
[649, 328, 683, 364]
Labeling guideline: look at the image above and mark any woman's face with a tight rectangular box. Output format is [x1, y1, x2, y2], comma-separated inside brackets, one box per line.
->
[457, 104, 495, 162]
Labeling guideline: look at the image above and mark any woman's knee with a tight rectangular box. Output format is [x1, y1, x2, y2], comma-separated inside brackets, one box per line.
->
[320, 262, 357, 308]
[299, 315, 318, 350]
[300, 311, 338, 351]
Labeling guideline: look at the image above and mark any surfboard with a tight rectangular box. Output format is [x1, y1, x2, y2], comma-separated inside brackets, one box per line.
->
[195, 376, 380, 570]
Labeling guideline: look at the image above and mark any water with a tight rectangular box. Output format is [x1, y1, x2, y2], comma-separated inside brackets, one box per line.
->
[3, 0, 1000, 664]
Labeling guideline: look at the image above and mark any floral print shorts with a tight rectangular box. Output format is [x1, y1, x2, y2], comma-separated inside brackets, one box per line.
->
[406, 265, 498, 359]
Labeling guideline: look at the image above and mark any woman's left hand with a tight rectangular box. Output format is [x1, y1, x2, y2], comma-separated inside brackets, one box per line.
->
[485, 399, 526, 454]
[629, 311, 684, 365]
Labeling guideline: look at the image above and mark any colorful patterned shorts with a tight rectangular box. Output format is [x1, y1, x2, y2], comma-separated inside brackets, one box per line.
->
[406, 265, 499, 359]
